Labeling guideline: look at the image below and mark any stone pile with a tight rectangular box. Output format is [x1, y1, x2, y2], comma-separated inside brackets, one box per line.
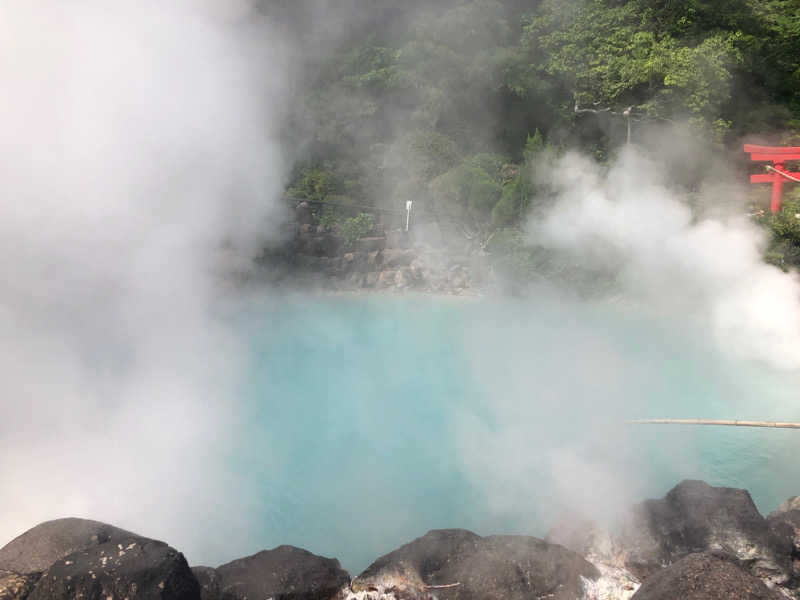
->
[3, 481, 800, 600]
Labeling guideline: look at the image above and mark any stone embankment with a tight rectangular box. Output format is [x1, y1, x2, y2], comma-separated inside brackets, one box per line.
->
[3, 481, 800, 600]
[259, 201, 488, 295]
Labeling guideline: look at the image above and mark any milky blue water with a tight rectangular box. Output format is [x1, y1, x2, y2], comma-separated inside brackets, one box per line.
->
[233, 292, 800, 574]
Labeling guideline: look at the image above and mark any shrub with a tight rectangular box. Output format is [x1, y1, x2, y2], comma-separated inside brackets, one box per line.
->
[339, 213, 376, 247]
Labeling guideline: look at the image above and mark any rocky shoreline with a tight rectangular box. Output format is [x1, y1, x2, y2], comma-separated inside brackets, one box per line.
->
[3, 480, 800, 600]
[256, 202, 489, 296]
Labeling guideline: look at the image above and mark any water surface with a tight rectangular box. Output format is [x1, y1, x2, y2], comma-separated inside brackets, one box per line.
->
[234, 292, 800, 573]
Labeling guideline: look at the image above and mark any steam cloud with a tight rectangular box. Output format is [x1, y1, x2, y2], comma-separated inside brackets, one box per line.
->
[530, 148, 800, 370]
[0, 0, 288, 563]
[4, 0, 800, 577]
[453, 146, 800, 533]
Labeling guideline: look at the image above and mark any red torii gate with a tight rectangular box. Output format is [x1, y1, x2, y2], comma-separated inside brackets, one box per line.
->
[744, 144, 800, 213]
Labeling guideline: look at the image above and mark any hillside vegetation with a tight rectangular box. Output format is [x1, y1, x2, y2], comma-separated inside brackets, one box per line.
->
[265, 0, 800, 267]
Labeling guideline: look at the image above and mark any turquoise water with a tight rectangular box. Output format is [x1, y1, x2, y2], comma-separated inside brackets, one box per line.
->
[233, 292, 800, 574]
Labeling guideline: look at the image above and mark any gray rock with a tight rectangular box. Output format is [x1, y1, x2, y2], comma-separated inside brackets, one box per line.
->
[351, 529, 599, 600]
[27, 537, 199, 600]
[192, 566, 225, 600]
[0, 518, 137, 575]
[548, 480, 793, 591]
[767, 497, 800, 578]
[631, 552, 783, 600]
[214, 546, 349, 600]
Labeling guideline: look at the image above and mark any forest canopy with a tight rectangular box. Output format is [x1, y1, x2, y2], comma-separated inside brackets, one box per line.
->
[266, 0, 800, 263]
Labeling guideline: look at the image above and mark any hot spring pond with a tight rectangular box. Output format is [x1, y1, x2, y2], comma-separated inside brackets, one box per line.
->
[231, 292, 800, 574]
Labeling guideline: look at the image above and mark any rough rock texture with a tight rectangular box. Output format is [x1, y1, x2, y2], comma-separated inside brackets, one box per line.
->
[630, 552, 784, 600]
[348, 529, 599, 600]
[0, 518, 137, 575]
[214, 545, 349, 600]
[548, 481, 794, 596]
[260, 205, 486, 296]
[768, 497, 800, 579]
[192, 566, 226, 600]
[26, 537, 199, 600]
[625, 480, 791, 585]
[0, 571, 38, 600]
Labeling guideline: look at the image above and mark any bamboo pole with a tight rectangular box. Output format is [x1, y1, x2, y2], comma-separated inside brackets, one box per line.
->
[628, 419, 800, 429]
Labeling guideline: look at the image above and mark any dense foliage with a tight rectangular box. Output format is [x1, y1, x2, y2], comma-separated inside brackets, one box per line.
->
[270, 0, 800, 265]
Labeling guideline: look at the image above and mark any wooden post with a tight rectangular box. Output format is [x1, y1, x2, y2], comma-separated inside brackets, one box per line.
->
[628, 419, 800, 429]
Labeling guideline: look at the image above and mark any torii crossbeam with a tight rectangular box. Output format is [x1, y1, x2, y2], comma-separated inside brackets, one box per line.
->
[744, 144, 800, 213]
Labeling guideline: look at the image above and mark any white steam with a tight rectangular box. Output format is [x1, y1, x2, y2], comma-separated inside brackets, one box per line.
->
[453, 147, 800, 535]
[530, 149, 800, 370]
[0, 1, 287, 563]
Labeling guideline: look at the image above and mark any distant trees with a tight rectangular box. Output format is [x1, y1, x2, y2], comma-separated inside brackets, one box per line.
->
[280, 0, 799, 256]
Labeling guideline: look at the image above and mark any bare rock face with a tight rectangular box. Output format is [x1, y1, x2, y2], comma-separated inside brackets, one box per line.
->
[548, 480, 795, 596]
[27, 537, 199, 600]
[0, 518, 138, 576]
[0, 519, 199, 600]
[349, 529, 599, 600]
[0, 519, 149, 600]
[767, 497, 800, 579]
[630, 552, 784, 600]
[213, 545, 349, 600]
[191, 566, 226, 600]
[624, 480, 791, 586]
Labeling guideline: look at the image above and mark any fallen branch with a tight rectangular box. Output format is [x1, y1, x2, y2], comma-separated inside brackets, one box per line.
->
[425, 583, 461, 589]
[628, 419, 800, 429]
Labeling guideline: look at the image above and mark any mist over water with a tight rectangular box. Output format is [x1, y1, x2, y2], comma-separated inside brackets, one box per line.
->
[235, 292, 800, 574]
[3, 0, 800, 583]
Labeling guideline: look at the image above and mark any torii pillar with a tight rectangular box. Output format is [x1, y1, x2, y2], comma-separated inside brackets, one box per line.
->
[744, 144, 800, 213]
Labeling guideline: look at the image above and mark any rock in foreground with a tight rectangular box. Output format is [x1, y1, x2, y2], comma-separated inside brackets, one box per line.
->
[349, 528, 599, 600]
[212, 545, 349, 600]
[0, 520, 198, 600]
[630, 552, 784, 600]
[549, 479, 794, 593]
[0, 519, 138, 575]
[27, 538, 199, 600]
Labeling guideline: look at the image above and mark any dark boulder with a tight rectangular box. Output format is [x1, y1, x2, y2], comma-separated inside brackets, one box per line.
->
[27, 537, 199, 600]
[624, 480, 791, 585]
[214, 545, 349, 600]
[547, 481, 793, 592]
[191, 566, 226, 600]
[630, 552, 783, 600]
[0, 518, 137, 575]
[767, 496, 800, 577]
[351, 529, 599, 600]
